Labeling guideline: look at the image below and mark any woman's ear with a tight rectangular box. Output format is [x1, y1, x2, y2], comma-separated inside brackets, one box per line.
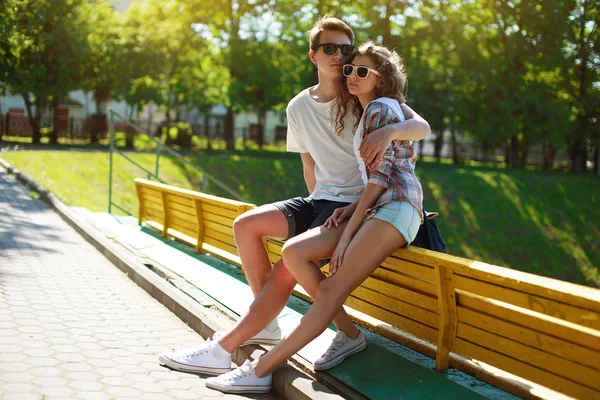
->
[377, 78, 384, 88]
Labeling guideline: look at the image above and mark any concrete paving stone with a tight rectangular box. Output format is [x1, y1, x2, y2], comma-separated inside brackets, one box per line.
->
[32, 376, 68, 387]
[44, 330, 70, 338]
[1, 353, 27, 362]
[125, 373, 158, 383]
[99, 376, 133, 386]
[29, 366, 65, 378]
[3, 382, 39, 393]
[55, 353, 87, 363]
[0, 343, 23, 353]
[106, 386, 142, 397]
[75, 342, 104, 351]
[0, 328, 20, 337]
[26, 357, 61, 367]
[40, 386, 75, 397]
[66, 372, 101, 381]
[166, 389, 199, 399]
[0, 362, 32, 373]
[87, 358, 116, 368]
[68, 380, 105, 392]
[1, 372, 34, 384]
[140, 393, 172, 400]
[47, 336, 75, 345]
[59, 363, 94, 373]
[2, 393, 42, 400]
[23, 348, 55, 358]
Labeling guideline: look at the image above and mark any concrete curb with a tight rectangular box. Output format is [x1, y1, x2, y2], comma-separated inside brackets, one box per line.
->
[0, 157, 357, 400]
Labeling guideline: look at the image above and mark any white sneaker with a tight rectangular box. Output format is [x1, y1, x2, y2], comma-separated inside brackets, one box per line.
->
[158, 339, 233, 375]
[205, 359, 272, 393]
[213, 326, 282, 346]
[313, 330, 367, 371]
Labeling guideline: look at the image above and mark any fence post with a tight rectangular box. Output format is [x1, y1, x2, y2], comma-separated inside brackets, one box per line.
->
[435, 264, 457, 371]
[108, 112, 114, 214]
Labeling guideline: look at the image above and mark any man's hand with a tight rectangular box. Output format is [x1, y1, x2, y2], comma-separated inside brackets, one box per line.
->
[324, 204, 357, 229]
[359, 126, 393, 168]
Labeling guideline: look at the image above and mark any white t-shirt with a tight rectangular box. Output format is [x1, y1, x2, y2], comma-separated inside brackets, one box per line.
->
[286, 88, 364, 203]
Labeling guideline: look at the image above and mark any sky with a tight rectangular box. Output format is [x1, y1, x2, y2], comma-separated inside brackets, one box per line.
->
[110, 0, 132, 13]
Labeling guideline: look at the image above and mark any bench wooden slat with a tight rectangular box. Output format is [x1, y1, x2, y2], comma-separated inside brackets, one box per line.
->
[204, 220, 234, 236]
[458, 306, 600, 372]
[167, 207, 197, 222]
[360, 276, 438, 312]
[201, 203, 240, 219]
[454, 338, 600, 399]
[168, 221, 198, 239]
[165, 199, 196, 216]
[382, 256, 436, 282]
[457, 322, 600, 390]
[371, 268, 437, 297]
[204, 211, 237, 226]
[344, 296, 438, 344]
[205, 228, 236, 248]
[169, 215, 199, 233]
[350, 285, 439, 329]
[141, 197, 163, 210]
[454, 275, 600, 331]
[165, 194, 195, 208]
[204, 236, 239, 256]
[457, 291, 600, 352]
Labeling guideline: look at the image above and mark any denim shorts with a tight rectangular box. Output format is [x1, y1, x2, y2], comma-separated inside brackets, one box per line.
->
[369, 201, 421, 246]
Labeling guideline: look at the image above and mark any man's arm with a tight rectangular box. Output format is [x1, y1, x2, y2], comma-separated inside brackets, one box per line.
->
[359, 103, 431, 167]
[300, 152, 316, 195]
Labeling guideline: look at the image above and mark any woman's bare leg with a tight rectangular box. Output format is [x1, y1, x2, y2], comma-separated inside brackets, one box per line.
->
[219, 221, 355, 351]
[281, 223, 358, 336]
[253, 219, 407, 377]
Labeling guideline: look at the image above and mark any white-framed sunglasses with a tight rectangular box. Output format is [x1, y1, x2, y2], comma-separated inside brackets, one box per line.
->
[343, 64, 382, 79]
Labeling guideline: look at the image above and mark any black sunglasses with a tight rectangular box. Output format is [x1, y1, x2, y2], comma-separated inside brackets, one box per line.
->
[314, 43, 355, 57]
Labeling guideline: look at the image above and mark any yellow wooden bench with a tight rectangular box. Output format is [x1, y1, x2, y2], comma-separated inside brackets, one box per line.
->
[135, 178, 600, 400]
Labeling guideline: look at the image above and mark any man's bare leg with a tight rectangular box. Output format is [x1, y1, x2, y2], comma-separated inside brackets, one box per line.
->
[218, 223, 359, 353]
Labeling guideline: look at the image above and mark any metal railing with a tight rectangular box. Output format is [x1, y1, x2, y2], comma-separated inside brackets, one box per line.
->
[107, 109, 249, 215]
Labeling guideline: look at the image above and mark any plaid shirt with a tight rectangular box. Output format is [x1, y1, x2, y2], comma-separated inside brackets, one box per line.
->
[360, 101, 424, 222]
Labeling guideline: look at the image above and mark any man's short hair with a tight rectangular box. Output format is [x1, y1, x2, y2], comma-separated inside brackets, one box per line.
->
[309, 16, 354, 50]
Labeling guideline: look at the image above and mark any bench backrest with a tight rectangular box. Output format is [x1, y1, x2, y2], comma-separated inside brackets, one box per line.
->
[135, 178, 600, 399]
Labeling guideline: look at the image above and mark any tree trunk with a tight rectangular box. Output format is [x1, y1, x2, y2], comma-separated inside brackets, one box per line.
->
[23, 94, 40, 143]
[51, 97, 59, 144]
[451, 130, 459, 163]
[509, 135, 523, 168]
[204, 110, 212, 151]
[434, 131, 444, 163]
[0, 99, 4, 140]
[258, 110, 266, 149]
[224, 108, 234, 150]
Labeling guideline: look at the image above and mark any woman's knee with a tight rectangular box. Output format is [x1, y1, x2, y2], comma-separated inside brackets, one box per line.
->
[316, 278, 348, 305]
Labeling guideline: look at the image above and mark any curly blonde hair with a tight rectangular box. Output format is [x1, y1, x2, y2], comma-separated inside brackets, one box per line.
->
[335, 42, 408, 137]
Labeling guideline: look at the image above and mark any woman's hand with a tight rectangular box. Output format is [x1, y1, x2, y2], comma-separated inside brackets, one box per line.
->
[324, 204, 357, 229]
[359, 127, 393, 168]
[329, 237, 351, 275]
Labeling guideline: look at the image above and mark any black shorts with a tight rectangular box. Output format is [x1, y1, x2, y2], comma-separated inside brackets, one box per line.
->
[273, 197, 351, 240]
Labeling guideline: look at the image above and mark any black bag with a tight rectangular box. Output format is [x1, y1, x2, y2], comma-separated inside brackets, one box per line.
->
[411, 211, 447, 253]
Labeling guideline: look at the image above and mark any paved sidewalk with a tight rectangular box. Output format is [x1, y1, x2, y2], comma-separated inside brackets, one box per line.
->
[0, 169, 278, 399]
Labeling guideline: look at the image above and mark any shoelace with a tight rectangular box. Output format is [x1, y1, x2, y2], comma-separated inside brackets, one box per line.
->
[224, 367, 250, 381]
[177, 341, 211, 358]
[324, 336, 347, 356]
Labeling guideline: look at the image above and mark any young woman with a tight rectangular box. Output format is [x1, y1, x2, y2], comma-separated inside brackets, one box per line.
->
[205, 42, 426, 394]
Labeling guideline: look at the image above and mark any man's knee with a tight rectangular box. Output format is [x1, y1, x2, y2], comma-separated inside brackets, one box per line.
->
[271, 260, 297, 289]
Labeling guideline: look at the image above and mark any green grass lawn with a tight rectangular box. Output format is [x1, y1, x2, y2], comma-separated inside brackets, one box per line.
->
[2, 147, 598, 288]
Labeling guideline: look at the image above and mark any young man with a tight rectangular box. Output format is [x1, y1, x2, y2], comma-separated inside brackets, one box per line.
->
[158, 16, 430, 378]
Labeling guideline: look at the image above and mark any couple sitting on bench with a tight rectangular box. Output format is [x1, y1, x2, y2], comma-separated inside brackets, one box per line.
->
[159, 15, 435, 394]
